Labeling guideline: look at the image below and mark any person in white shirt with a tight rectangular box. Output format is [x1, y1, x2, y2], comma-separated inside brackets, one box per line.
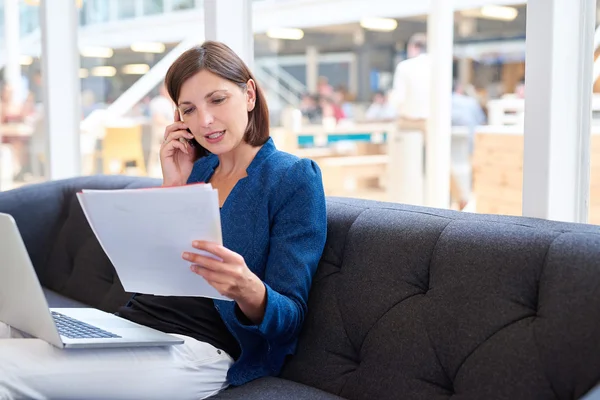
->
[392, 33, 431, 129]
[391, 33, 468, 210]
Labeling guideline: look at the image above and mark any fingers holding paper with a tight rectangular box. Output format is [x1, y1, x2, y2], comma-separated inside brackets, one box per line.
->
[183, 241, 267, 324]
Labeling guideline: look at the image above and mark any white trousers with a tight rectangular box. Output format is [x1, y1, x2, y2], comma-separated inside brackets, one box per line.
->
[0, 322, 233, 400]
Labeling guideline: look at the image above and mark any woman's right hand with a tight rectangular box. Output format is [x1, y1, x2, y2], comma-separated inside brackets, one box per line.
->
[160, 109, 196, 186]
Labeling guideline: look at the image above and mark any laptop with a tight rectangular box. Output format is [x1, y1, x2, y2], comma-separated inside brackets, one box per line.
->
[0, 212, 183, 349]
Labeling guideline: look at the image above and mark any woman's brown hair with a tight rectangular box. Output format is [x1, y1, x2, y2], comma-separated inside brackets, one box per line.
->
[164, 41, 270, 159]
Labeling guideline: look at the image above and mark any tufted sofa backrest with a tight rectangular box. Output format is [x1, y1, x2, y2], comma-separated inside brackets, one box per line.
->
[282, 198, 600, 400]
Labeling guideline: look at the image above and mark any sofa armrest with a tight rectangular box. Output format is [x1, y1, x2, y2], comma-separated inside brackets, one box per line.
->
[208, 377, 346, 400]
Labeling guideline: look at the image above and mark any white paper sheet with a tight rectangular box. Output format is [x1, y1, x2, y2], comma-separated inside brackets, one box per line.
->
[76, 184, 232, 300]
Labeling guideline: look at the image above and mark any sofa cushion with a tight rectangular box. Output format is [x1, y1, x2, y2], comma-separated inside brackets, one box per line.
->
[209, 377, 344, 399]
[41, 194, 131, 312]
[282, 198, 600, 400]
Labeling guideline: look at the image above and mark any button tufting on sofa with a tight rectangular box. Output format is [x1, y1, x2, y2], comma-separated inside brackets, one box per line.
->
[281, 198, 600, 400]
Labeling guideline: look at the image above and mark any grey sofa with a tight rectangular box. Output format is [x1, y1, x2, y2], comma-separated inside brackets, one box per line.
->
[2, 175, 600, 400]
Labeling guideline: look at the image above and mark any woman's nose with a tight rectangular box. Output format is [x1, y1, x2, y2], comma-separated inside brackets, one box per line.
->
[197, 108, 214, 127]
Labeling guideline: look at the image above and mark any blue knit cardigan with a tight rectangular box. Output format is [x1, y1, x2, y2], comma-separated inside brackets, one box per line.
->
[186, 137, 327, 386]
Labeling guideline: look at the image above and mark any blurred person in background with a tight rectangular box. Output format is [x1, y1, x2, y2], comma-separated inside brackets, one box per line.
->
[81, 90, 103, 119]
[392, 33, 468, 210]
[300, 93, 321, 124]
[317, 76, 334, 98]
[365, 91, 397, 121]
[451, 81, 486, 154]
[129, 96, 151, 118]
[0, 84, 28, 181]
[391, 33, 430, 133]
[20, 92, 38, 122]
[334, 85, 354, 119]
[30, 70, 43, 104]
[515, 78, 525, 99]
[319, 96, 345, 123]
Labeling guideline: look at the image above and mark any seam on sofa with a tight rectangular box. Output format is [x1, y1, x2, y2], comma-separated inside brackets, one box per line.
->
[531, 323, 561, 400]
[531, 232, 565, 400]
[424, 313, 453, 392]
[536, 232, 565, 311]
[422, 219, 455, 389]
[327, 199, 454, 223]
[452, 314, 536, 381]
[326, 345, 359, 398]
[428, 219, 454, 290]
[338, 370, 354, 399]
[335, 207, 370, 361]
[358, 291, 425, 357]
[323, 242, 342, 269]
[327, 199, 600, 237]
[338, 206, 368, 277]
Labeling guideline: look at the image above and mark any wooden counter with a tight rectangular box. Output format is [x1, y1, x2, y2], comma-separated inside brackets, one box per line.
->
[473, 126, 600, 225]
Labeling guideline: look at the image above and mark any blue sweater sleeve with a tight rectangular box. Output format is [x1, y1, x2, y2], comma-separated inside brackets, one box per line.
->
[234, 158, 327, 343]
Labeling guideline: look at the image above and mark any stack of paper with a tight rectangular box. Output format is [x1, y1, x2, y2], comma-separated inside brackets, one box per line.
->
[77, 184, 231, 300]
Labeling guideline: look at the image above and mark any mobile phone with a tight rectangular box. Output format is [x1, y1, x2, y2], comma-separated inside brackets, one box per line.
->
[178, 111, 196, 147]
[185, 128, 196, 147]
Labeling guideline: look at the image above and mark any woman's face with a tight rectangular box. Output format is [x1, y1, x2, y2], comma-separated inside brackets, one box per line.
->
[177, 70, 256, 155]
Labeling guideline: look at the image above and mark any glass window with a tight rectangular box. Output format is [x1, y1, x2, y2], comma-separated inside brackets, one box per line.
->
[468, 6, 526, 216]
[117, 0, 137, 19]
[250, 4, 530, 211]
[0, 4, 4, 43]
[142, 0, 164, 16]
[82, 0, 110, 25]
[172, 0, 196, 11]
[20, 4, 39, 36]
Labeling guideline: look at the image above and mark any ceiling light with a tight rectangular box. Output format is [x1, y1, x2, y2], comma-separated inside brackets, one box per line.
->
[480, 6, 519, 21]
[130, 42, 166, 53]
[79, 68, 89, 78]
[80, 46, 114, 58]
[25, 0, 83, 7]
[360, 17, 398, 32]
[19, 55, 33, 66]
[91, 66, 117, 77]
[461, 6, 518, 21]
[266, 28, 304, 40]
[122, 64, 150, 75]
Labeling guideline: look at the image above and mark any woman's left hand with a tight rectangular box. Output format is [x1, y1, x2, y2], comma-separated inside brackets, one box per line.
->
[183, 241, 267, 324]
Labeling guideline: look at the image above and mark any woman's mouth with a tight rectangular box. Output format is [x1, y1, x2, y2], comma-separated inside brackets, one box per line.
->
[204, 130, 225, 143]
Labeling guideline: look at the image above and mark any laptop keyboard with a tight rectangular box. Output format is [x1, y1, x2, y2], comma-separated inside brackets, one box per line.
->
[52, 311, 121, 339]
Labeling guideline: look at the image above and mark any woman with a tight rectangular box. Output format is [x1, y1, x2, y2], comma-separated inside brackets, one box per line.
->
[0, 41, 327, 399]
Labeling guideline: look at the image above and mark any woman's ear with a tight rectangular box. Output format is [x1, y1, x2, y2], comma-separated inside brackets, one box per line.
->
[246, 79, 257, 112]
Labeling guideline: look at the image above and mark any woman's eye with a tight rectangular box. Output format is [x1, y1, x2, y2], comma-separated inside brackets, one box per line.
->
[182, 108, 194, 115]
[212, 97, 226, 105]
